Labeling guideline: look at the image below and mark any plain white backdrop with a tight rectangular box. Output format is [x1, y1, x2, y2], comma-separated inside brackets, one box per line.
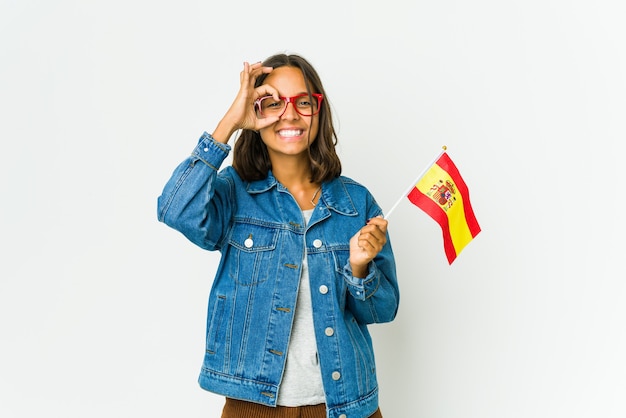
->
[2, 0, 625, 417]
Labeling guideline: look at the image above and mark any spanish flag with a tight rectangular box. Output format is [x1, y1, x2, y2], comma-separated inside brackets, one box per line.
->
[407, 152, 481, 264]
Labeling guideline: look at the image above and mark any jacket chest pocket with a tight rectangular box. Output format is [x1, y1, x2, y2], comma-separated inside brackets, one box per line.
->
[228, 223, 279, 286]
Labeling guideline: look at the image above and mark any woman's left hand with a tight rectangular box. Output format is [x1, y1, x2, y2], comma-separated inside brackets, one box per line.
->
[349, 216, 388, 278]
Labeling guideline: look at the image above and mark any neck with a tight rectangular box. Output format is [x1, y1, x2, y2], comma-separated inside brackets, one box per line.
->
[270, 155, 312, 189]
[270, 157, 320, 210]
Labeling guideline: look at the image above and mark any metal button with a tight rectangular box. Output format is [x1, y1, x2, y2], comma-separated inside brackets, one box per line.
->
[339, 415, 347, 418]
[325, 327, 334, 336]
[313, 239, 322, 248]
[319, 285, 328, 294]
[203, 147, 209, 152]
[244, 238, 253, 248]
[332, 371, 341, 380]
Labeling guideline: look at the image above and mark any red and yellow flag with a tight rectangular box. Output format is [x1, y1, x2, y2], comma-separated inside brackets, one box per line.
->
[407, 152, 481, 264]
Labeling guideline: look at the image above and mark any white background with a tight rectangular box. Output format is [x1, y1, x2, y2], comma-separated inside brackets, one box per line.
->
[2, 0, 625, 417]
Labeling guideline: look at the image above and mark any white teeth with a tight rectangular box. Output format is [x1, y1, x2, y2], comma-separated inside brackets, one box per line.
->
[279, 130, 303, 137]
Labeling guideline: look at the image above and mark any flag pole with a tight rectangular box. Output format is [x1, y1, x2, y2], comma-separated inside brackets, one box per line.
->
[384, 146, 447, 220]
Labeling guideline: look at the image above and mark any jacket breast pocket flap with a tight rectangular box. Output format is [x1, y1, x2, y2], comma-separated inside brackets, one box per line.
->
[228, 223, 279, 285]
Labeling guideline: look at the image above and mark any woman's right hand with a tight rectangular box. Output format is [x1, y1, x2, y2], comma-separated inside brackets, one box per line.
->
[212, 61, 281, 143]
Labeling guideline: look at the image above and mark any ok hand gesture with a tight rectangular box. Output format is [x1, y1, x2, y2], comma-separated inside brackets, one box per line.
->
[212, 61, 280, 143]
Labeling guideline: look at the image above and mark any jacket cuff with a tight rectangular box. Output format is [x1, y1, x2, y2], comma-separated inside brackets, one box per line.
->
[342, 262, 380, 301]
[191, 132, 231, 171]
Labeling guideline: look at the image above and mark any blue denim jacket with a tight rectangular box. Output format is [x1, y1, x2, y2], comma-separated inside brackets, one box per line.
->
[157, 132, 399, 418]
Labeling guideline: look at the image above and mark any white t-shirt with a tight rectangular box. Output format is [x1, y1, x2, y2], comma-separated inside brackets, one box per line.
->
[276, 209, 326, 406]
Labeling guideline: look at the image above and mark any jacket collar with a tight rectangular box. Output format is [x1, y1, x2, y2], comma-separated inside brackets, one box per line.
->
[246, 171, 358, 216]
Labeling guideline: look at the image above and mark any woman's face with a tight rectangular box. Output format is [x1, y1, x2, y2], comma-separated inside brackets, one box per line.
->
[258, 66, 319, 162]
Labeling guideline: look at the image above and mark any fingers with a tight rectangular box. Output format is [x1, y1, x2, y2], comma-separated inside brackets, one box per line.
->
[361, 217, 387, 245]
[348, 217, 388, 276]
[356, 229, 386, 254]
[224, 60, 278, 131]
[254, 84, 279, 101]
[356, 218, 388, 253]
[254, 115, 280, 130]
[241, 61, 274, 89]
[239, 61, 278, 113]
[248, 61, 272, 73]
[366, 216, 388, 234]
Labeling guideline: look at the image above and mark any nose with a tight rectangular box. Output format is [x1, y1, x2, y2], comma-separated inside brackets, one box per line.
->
[280, 100, 299, 120]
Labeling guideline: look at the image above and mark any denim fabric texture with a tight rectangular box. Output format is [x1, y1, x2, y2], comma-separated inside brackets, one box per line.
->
[157, 132, 400, 418]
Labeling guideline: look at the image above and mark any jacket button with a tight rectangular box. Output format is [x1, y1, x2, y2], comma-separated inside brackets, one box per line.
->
[313, 239, 323, 248]
[244, 238, 253, 248]
[331, 371, 341, 380]
[339, 415, 347, 418]
[319, 285, 328, 294]
[325, 327, 334, 336]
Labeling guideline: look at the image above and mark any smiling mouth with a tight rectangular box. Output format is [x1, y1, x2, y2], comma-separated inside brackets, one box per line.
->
[278, 129, 304, 138]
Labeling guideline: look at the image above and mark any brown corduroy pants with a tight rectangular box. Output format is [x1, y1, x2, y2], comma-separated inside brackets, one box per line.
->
[221, 398, 383, 418]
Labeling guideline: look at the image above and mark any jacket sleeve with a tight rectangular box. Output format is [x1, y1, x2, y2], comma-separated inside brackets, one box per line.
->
[342, 199, 400, 324]
[342, 239, 399, 324]
[157, 132, 234, 251]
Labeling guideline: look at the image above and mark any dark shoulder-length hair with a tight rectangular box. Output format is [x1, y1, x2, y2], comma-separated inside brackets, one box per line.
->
[232, 53, 342, 183]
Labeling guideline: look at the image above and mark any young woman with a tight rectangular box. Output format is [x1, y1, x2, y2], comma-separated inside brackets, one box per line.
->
[157, 53, 399, 418]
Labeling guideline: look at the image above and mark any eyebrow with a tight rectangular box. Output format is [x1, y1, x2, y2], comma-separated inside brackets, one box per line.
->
[280, 92, 313, 97]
